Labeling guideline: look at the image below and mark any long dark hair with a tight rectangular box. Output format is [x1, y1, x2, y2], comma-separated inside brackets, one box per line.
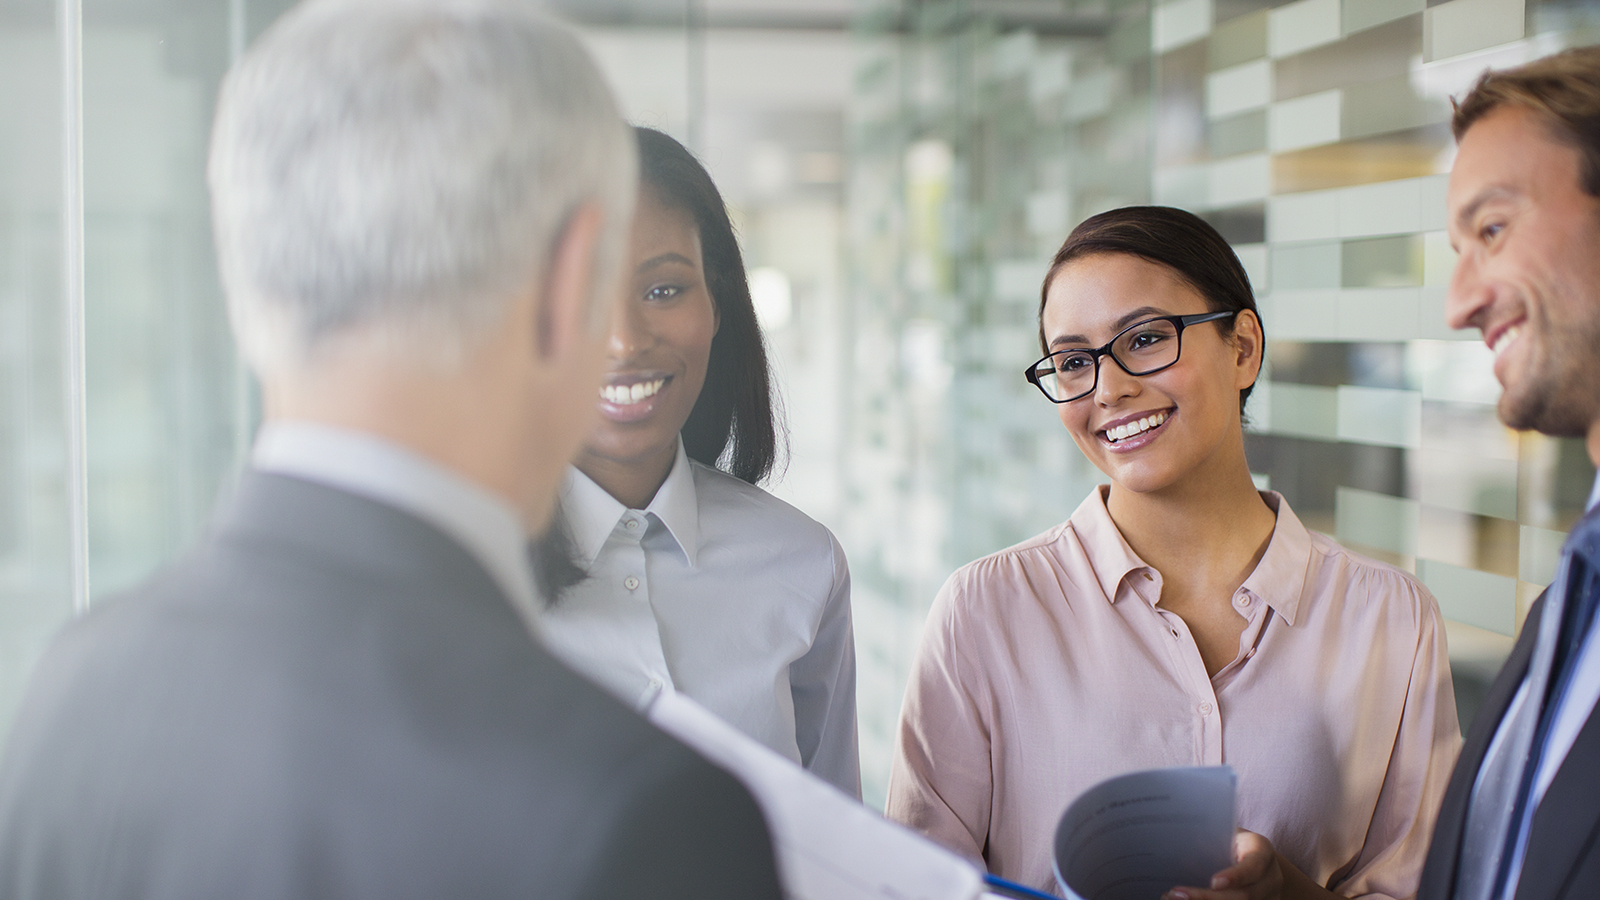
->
[635, 126, 783, 485]
[1039, 205, 1262, 413]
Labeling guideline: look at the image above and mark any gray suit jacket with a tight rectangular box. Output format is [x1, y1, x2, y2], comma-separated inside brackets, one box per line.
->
[0, 472, 782, 899]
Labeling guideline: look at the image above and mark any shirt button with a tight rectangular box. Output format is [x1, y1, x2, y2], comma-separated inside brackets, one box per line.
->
[623, 576, 640, 591]
[624, 518, 639, 531]
[1235, 595, 1252, 609]
[1198, 702, 1213, 715]
[648, 678, 663, 690]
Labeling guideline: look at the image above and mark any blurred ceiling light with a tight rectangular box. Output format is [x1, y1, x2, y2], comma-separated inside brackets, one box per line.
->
[749, 267, 793, 331]
[906, 139, 953, 182]
[749, 142, 792, 196]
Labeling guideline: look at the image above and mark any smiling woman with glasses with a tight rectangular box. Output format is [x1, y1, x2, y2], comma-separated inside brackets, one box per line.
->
[887, 206, 1462, 900]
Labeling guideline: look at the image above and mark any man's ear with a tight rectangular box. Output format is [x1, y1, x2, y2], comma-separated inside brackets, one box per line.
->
[538, 202, 605, 360]
[1232, 308, 1265, 390]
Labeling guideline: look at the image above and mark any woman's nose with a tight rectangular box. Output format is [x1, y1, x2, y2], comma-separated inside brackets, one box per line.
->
[607, 300, 652, 358]
[1093, 355, 1140, 405]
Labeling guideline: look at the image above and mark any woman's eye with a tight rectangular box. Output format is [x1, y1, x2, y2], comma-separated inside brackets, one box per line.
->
[1059, 354, 1093, 372]
[644, 284, 683, 302]
[1129, 331, 1166, 349]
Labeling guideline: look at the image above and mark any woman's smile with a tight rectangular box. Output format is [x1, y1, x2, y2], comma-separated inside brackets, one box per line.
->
[597, 373, 674, 422]
[1098, 409, 1171, 449]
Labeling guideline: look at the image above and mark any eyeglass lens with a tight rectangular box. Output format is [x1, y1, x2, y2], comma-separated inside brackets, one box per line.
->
[1031, 318, 1184, 402]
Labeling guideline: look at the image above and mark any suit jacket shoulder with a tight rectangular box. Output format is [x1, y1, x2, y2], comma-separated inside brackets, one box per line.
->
[0, 473, 780, 900]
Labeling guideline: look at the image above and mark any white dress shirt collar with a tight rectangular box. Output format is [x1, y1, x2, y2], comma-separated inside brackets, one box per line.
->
[250, 420, 541, 625]
[562, 439, 701, 567]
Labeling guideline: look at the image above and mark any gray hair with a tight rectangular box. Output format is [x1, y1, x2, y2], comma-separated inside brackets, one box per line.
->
[208, 0, 635, 373]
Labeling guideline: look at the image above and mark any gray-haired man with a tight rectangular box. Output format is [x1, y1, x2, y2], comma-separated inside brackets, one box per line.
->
[0, 1, 781, 898]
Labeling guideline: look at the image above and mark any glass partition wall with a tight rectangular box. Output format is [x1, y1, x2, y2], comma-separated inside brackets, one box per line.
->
[0, 0, 73, 728]
[0, 0, 291, 731]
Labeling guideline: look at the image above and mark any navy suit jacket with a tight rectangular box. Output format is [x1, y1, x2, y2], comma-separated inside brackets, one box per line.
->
[1420, 507, 1600, 900]
[0, 472, 781, 900]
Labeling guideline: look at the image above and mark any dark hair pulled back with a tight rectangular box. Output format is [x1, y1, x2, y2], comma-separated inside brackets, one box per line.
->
[1039, 205, 1262, 413]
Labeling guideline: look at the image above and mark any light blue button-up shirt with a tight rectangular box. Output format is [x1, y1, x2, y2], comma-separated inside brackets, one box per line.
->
[535, 440, 861, 798]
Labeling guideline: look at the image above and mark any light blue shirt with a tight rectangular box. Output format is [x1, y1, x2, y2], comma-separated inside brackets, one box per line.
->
[1495, 471, 1600, 898]
[251, 421, 541, 629]
[535, 441, 861, 798]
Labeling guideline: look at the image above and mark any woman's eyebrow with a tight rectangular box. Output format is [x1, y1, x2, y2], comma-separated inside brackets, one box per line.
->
[636, 252, 697, 272]
[1047, 306, 1170, 348]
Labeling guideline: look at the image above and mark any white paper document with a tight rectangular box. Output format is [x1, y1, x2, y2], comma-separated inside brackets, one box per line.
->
[1051, 766, 1236, 900]
[645, 688, 985, 900]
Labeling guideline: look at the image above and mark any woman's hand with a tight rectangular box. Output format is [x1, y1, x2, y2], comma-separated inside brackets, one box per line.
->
[1161, 829, 1340, 900]
[1162, 830, 1283, 900]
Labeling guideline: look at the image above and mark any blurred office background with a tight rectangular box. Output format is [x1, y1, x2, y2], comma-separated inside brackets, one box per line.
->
[2, 0, 1597, 808]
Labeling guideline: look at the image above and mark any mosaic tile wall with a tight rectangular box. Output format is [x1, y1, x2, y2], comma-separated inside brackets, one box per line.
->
[844, 0, 1600, 804]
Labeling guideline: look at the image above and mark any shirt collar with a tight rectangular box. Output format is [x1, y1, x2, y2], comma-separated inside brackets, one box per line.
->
[250, 420, 541, 624]
[1068, 485, 1310, 626]
[1588, 470, 1600, 513]
[561, 439, 701, 567]
[1069, 485, 1154, 605]
[646, 441, 701, 566]
[1238, 491, 1311, 627]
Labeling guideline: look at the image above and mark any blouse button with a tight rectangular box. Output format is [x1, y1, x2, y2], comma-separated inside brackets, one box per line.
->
[1198, 702, 1214, 715]
[624, 518, 640, 531]
[624, 576, 640, 591]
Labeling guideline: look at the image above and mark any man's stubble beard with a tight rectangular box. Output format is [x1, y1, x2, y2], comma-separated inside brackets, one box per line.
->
[1500, 310, 1600, 440]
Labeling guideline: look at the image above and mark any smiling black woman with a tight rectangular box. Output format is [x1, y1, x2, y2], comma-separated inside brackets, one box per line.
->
[530, 127, 861, 799]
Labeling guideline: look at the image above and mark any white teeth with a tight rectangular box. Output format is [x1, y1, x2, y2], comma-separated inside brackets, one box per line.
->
[1491, 326, 1521, 359]
[600, 378, 665, 404]
[1104, 411, 1168, 443]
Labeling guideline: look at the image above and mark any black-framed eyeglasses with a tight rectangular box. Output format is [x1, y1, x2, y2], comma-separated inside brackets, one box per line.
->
[1024, 310, 1238, 403]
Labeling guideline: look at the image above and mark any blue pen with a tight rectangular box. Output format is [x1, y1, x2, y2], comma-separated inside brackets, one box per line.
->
[981, 872, 1062, 900]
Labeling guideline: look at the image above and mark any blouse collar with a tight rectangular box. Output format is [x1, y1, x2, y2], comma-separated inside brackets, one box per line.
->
[1068, 485, 1312, 626]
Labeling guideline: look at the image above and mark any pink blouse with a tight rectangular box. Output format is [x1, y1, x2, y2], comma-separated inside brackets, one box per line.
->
[886, 488, 1461, 899]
